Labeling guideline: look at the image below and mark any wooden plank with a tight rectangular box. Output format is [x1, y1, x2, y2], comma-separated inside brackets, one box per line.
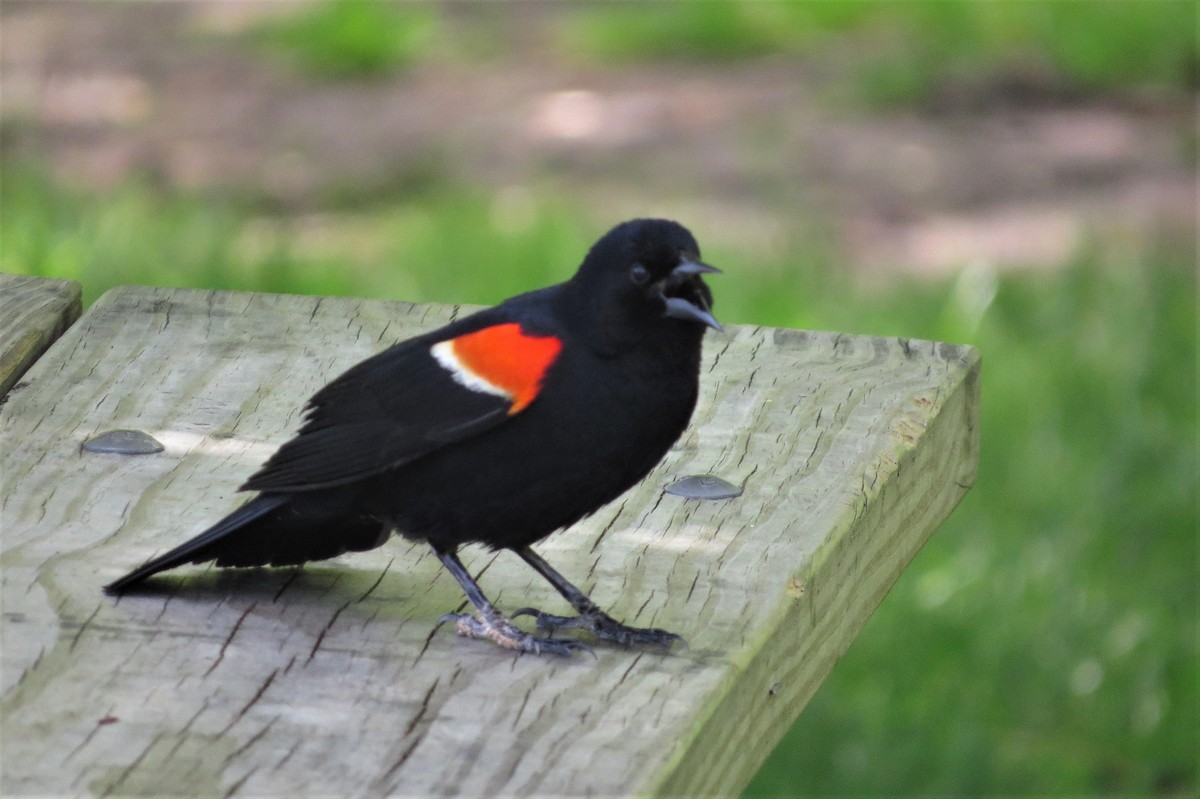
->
[0, 285, 979, 797]
[0, 273, 82, 397]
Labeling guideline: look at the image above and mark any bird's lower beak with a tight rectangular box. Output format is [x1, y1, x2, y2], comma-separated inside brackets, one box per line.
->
[663, 296, 722, 331]
[662, 259, 722, 332]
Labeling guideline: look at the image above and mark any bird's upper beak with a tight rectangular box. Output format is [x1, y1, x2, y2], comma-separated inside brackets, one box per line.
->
[662, 259, 722, 332]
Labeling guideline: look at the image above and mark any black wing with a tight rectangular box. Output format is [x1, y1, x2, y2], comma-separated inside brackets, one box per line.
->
[242, 315, 561, 492]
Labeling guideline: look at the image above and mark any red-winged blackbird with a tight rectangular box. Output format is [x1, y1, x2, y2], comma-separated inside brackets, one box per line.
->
[105, 219, 720, 656]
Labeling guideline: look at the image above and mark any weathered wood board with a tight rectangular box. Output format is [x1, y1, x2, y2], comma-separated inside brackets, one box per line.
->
[0, 273, 82, 397]
[0, 285, 979, 797]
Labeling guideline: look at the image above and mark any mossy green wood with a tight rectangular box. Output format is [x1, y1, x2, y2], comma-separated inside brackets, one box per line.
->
[0, 273, 82, 397]
[0, 285, 978, 797]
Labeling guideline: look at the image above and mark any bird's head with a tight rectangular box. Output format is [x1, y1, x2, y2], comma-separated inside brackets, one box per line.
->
[569, 219, 721, 346]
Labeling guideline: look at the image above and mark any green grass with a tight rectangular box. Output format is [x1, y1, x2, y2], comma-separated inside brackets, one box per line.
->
[0, 163, 844, 328]
[0, 165, 589, 308]
[850, 0, 1197, 105]
[560, 0, 1194, 103]
[3, 167, 1195, 795]
[248, 0, 438, 79]
[559, 0, 875, 63]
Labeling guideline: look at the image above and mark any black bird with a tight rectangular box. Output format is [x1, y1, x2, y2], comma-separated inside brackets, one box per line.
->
[105, 218, 720, 656]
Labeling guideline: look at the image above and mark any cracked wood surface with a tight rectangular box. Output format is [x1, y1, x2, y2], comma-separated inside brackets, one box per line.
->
[0, 285, 979, 797]
[0, 273, 82, 397]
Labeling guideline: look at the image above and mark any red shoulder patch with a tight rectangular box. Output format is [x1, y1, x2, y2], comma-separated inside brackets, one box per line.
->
[431, 324, 562, 414]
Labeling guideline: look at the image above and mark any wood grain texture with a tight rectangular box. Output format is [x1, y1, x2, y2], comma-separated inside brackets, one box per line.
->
[0, 285, 979, 797]
[0, 273, 82, 397]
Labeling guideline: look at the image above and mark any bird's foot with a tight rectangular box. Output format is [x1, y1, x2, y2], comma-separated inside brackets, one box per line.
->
[512, 607, 686, 650]
[436, 611, 593, 657]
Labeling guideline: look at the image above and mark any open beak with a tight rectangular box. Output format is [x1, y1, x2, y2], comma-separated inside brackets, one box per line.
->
[662, 259, 722, 332]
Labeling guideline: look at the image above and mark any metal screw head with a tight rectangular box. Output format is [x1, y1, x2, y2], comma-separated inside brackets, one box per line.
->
[664, 474, 742, 500]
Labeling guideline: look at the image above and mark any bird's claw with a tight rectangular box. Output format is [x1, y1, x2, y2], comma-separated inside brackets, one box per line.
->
[435, 612, 593, 657]
[511, 607, 686, 650]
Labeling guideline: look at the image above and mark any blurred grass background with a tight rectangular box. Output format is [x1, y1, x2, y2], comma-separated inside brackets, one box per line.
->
[2, 1, 1195, 795]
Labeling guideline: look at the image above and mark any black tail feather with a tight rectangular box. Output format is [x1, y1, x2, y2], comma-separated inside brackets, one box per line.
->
[104, 494, 290, 594]
[105, 491, 394, 594]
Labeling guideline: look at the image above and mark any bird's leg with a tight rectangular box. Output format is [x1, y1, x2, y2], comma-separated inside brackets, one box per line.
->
[512, 547, 686, 650]
[432, 547, 590, 657]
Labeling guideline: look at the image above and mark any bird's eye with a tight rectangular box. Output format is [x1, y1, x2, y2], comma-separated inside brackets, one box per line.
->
[630, 264, 650, 285]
